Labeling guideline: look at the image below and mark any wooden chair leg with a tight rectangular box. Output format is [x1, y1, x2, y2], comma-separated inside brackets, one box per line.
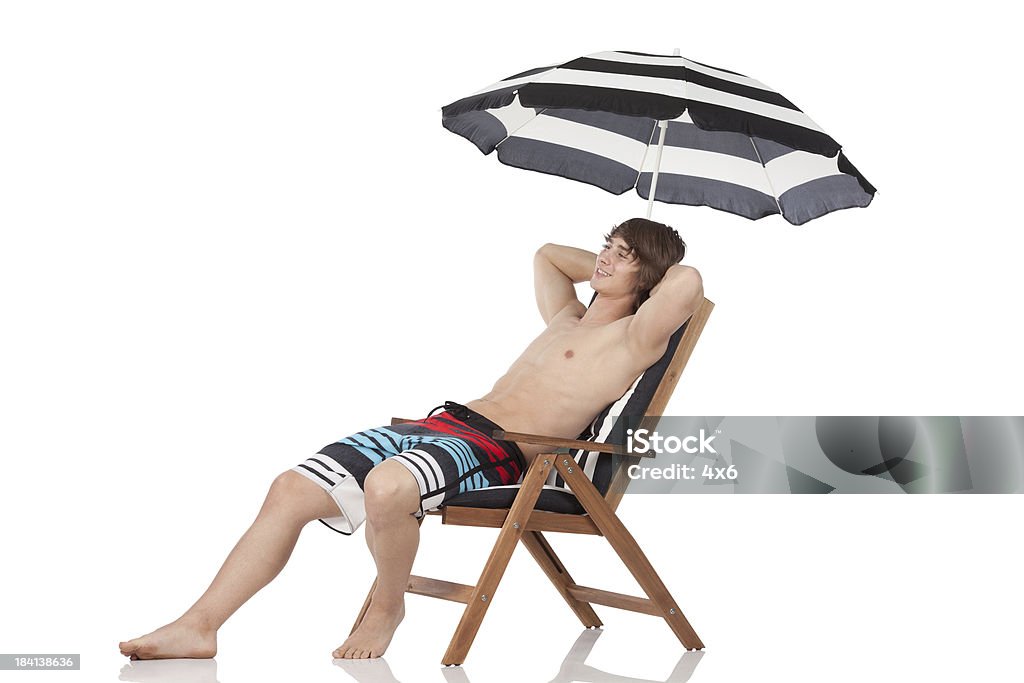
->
[554, 456, 704, 650]
[442, 454, 555, 665]
[349, 577, 377, 635]
[521, 531, 602, 628]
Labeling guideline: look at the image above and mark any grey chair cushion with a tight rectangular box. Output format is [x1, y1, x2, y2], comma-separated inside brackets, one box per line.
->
[443, 486, 585, 515]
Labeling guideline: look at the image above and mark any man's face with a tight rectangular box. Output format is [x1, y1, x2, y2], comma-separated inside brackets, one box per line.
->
[591, 236, 641, 299]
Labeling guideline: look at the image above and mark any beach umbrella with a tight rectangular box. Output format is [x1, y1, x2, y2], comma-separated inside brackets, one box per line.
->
[442, 50, 875, 225]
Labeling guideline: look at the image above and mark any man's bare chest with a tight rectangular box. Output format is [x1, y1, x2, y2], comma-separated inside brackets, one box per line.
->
[517, 320, 632, 378]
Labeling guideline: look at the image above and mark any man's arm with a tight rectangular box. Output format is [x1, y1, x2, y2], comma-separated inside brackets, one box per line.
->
[534, 243, 595, 324]
[626, 265, 704, 361]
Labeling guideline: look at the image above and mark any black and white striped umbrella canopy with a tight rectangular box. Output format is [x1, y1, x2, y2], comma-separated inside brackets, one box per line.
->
[442, 50, 875, 225]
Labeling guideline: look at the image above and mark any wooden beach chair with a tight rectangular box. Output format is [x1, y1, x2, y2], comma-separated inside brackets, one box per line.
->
[352, 297, 714, 665]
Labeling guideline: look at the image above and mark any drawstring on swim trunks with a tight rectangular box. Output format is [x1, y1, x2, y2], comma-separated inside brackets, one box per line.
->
[424, 400, 527, 477]
[427, 401, 471, 421]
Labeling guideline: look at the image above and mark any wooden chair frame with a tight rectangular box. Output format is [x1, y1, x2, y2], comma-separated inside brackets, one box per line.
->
[352, 298, 714, 665]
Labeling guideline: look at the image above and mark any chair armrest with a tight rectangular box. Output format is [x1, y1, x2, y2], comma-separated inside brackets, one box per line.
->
[492, 430, 627, 455]
[391, 419, 639, 457]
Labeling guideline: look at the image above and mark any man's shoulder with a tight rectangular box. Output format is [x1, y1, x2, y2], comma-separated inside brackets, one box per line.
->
[548, 300, 587, 324]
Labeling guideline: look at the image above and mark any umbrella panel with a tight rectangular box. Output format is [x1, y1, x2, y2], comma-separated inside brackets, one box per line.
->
[444, 100, 873, 225]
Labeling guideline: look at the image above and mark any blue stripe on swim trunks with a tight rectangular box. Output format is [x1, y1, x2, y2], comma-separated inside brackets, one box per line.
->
[297, 410, 524, 509]
[335, 427, 481, 491]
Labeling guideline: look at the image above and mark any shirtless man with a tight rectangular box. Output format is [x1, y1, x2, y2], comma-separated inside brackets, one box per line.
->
[119, 217, 703, 661]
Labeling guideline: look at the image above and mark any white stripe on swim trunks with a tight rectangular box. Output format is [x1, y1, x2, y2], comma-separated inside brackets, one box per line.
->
[311, 455, 347, 477]
[420, 489, 446, 513]
[389, 454, 429, 494]
[394, 449, 445, 493]
[301, 457, 343, 486]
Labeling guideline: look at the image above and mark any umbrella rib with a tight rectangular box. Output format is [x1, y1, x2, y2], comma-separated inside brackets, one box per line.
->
[632, 121, 661, 192]
[493, 102, 549, 151]
[749, 136, 783, 216]
[646, 121, 669, 219]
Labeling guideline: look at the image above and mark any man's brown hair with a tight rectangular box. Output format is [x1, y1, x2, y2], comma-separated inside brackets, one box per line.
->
[604, 217, 687, 312]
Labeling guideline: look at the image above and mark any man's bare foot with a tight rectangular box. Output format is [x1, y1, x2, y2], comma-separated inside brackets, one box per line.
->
[119, 616, 217, 660]
[333, 598, 405, 659]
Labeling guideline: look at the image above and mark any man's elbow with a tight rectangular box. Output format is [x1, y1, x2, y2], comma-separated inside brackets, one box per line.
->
[665, 265, 703, 302]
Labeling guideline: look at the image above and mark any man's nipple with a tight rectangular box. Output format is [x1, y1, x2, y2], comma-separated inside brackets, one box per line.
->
[564, 350, 574, 359]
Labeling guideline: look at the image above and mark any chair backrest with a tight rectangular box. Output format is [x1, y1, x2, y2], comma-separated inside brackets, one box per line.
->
[545, 297, 714, 511]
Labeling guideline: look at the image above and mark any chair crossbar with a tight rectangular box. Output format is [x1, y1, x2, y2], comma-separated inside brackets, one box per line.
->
[406, 575, 474, 604]
[565, 584, 660, 616]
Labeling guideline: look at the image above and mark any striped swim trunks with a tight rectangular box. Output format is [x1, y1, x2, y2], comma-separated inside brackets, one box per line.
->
[292, 401, 525, 535]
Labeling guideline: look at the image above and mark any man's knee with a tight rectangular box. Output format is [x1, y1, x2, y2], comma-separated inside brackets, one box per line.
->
[264, 470, 336, 522]
[363, 462, 420, 523]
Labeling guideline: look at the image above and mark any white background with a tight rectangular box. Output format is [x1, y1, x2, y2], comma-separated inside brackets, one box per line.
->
[1, 2, 1022, 682]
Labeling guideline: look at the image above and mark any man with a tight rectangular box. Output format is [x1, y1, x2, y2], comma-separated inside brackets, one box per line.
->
[119, 217, 703, 661]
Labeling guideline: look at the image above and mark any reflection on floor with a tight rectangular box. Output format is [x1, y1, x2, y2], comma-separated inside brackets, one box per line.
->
[117, 628, 703, 683]
[119, 657, 218, 683]
[427, 629, 703, 683]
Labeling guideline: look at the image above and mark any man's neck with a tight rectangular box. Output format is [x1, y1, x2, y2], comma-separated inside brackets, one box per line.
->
[578, 293, 635, 326]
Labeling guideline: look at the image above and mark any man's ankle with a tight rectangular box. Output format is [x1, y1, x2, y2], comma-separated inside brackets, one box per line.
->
[368, 594, 405, 614]
[178, 611, 218, 632]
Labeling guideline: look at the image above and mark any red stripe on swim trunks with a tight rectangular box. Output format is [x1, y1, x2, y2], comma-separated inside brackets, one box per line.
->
[423, 414, 508, 460]
[424, 413, 520, 484]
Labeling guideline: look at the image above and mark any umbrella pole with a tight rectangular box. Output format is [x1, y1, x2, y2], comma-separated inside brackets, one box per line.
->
[646, 119, 669, 219]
